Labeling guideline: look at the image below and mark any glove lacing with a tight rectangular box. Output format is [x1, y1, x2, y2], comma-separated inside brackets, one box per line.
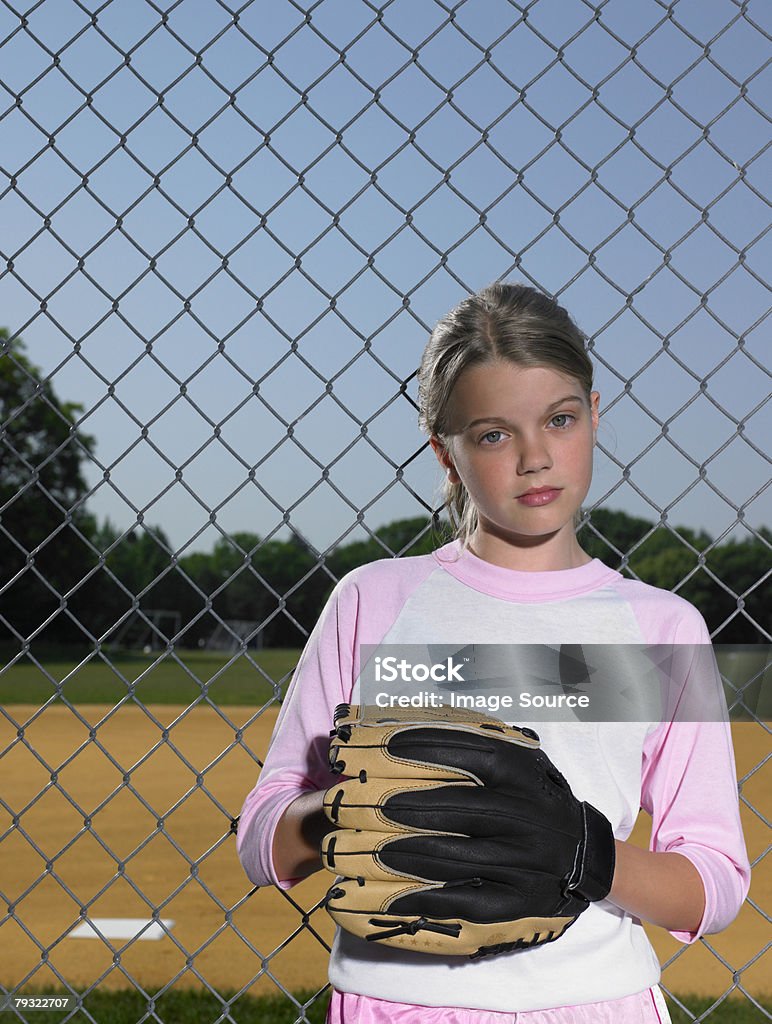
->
[365, 917, 463, 942]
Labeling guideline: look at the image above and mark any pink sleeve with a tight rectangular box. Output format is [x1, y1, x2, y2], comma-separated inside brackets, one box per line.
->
[235, 554, 436, 890]
[640, 609, 751, 943]
[235, 576, 359, 889]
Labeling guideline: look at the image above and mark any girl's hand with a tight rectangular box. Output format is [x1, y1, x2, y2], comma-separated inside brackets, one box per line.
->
[272, 789, 337, 883]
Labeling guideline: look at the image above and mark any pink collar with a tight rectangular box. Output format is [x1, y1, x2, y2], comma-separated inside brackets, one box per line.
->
[432, 540, 621, 602]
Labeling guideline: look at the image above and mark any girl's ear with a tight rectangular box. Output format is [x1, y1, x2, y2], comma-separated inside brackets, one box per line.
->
[590, 391, 600, 442]
[429, 435, 460, 483]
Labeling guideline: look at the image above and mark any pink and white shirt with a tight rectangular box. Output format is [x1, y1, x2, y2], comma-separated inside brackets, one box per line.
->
[237, 541, 750, 1021]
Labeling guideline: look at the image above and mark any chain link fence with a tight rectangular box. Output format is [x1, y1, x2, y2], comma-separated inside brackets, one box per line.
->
[0, 0, 770, 1021]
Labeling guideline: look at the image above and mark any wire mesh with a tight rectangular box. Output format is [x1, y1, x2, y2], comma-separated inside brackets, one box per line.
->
[0, 0, 770, 1021]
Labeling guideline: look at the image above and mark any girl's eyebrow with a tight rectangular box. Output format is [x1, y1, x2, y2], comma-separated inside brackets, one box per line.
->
[463, 395, 585, 430]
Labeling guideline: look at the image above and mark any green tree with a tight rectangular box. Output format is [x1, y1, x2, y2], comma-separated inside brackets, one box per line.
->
[325, 516, 447, 582]
[577, 508, 663, 564]
[252, 534, 327, 646]
[703, 530, 771, 641]
[0, 333, 98, 644]
[176, 532, 329, 649]
[578, 508, 768, 641]
[81, 519, 188, 647]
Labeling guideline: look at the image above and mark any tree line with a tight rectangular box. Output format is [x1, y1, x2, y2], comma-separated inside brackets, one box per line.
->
[1, 332, 769, 649]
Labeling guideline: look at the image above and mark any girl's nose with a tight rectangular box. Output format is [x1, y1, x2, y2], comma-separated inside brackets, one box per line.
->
[517, 435, 552, 475]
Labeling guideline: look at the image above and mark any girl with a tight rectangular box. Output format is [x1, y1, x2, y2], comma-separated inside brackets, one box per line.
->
[237, 283, 750, 1022]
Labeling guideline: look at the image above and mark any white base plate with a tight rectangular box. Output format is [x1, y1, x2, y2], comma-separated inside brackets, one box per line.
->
[68, 918, 174, 941]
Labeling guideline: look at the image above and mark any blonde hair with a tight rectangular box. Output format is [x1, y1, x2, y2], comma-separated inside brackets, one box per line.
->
[418, 282, 594, 549]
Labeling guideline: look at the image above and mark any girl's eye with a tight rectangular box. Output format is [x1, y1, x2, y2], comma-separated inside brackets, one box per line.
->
[480, 430, 504, 445]
[551, 414, 575, 429]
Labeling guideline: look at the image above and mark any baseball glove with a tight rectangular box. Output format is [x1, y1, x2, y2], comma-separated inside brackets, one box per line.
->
[321, 703, 615, 959]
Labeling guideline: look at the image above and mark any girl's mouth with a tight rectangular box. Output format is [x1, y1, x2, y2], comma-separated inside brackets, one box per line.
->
[516, 488, 562, 507]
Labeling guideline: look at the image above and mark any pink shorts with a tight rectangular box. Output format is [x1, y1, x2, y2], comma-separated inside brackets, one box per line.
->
[327, 986, 672, 1023]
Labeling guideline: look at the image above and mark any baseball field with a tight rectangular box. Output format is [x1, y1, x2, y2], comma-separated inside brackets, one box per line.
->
[0, 648, 769, 1020]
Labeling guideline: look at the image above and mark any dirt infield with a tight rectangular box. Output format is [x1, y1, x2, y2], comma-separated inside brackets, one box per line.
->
[1, 704, 768, 1002]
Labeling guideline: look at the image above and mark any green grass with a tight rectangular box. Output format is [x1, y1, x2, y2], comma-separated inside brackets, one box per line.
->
[0, 646, 301, 706]
[2, 989, 770, 1023]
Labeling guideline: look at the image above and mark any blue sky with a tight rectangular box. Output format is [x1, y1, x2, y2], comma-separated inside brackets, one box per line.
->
[1, 0, 769, 556]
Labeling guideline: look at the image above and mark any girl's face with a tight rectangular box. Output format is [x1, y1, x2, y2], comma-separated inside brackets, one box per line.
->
[430, 360, 599, 565]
